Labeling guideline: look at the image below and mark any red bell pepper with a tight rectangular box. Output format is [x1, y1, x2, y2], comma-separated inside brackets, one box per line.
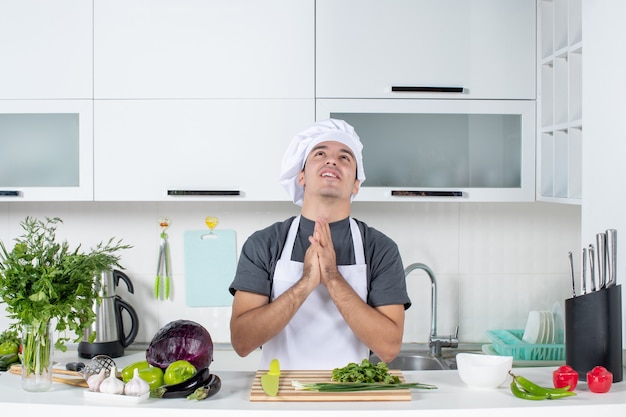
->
[553, 365, 578, 391]
[587, 366, 613, 393]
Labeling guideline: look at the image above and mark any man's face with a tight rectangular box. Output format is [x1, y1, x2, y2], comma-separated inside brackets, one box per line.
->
[298, 141, 360, 201]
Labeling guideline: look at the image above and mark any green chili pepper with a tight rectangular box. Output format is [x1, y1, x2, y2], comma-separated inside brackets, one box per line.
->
[509, 371, 576, 400]
[510, 379, 549, 400]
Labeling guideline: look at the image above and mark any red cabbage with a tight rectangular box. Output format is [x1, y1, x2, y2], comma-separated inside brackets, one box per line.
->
[146, 320, 214, 370]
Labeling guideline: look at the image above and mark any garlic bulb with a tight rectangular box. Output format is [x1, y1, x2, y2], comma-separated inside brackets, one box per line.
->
[87, 368, 106, 392]
[124, 368, 150, 397]
[99, 366, 125, 395]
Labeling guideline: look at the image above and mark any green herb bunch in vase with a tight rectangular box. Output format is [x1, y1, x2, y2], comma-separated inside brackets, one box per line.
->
[0, 217, 131, 391]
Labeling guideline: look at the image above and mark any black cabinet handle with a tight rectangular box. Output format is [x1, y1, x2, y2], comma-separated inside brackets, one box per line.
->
[391, 86, 465, 93]
[0, 190, 21, 197]
[167, 190, 241, 196]
[391, 190, 463, 197]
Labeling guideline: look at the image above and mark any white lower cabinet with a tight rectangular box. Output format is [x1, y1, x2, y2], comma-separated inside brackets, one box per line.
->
[94, 100, 314, 201]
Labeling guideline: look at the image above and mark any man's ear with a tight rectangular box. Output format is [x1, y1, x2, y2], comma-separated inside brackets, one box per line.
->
[352, 179, 360, 196]
[297, 169, 305, 186]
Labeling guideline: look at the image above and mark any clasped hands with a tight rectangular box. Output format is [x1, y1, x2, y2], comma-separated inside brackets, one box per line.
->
[302, 217, 341, 290]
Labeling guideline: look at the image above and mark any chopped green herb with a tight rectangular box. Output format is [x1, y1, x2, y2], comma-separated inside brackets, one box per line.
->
[331, 359, 400, 384]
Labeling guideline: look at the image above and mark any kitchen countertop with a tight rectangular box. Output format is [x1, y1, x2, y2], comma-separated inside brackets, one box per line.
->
[1, 348, 625, 417]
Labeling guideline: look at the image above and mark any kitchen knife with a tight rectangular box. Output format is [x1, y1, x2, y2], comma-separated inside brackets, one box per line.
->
[261, 359, 281, 397]
[596, 233, 607, 289]
[606, 229, 617, 287]
[581, 248, 587, 295]
[589, 244, 597, 292]
[568, 251, 576, 298]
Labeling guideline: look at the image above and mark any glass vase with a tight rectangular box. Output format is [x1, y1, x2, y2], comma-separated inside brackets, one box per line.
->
[21, 321, 53, 392]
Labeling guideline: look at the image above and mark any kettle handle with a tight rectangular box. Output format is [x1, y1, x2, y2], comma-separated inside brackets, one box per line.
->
[113, 269, 135, 294]
[115, 296, 139, 348]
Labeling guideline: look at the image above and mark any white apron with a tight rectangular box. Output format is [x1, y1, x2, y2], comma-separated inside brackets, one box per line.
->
[260, 216, 369, 370]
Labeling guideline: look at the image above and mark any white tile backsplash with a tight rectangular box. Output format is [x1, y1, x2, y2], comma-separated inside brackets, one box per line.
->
[0, 201, 580, 348]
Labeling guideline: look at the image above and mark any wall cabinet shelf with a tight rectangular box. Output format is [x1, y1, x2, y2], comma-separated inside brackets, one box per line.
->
[537, 0, 582, 204]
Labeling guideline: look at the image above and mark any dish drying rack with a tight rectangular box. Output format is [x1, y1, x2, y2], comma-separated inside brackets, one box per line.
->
[486, 329, 565, 361]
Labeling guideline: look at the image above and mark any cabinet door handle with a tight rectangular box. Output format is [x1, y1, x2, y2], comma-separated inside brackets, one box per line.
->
[391, 86, 465, 93]
[391, 190, 464, 197]
[167, 190, 241, 196]
[0, 190, 22, 197]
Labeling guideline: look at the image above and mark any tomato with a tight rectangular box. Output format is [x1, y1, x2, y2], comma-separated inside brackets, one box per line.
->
[163, 360, 197, 385]
[552, 365, 578, 391]
[138, 366, 165, 391]
[121, 360, 151, 383]
[587, 366, 613, 393]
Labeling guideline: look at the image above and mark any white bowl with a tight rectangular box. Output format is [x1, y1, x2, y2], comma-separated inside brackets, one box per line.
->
[456, 353, 513, 389]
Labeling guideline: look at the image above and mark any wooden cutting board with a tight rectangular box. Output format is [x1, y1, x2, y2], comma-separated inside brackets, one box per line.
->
[249, 370, 411, 402]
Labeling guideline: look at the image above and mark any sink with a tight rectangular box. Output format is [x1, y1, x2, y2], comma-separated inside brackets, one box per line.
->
[369, 347, 485, 371]
[369, 352, 449, 371]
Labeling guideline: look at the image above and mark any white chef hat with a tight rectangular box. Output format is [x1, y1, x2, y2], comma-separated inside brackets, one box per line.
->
[279, 118, 366, 206]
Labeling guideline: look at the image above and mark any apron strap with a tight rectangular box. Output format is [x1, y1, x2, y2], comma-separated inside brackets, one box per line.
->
[280, 216, 365, 264]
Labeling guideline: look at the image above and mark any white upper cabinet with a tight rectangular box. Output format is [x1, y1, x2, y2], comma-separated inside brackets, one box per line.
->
[94, 0, 314, 99]
[317, 99, 536, 202]
[0, 0, 92, 99]
[0, 100, 94, 201]
[94, 99, 313, 201]
[0, 0, 93, 201]
[316, 0, 536, 100]
[92, 0, 315, 201]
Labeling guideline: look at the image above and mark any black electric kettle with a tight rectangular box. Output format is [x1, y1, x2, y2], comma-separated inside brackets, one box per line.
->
[78, 269, 139, 358]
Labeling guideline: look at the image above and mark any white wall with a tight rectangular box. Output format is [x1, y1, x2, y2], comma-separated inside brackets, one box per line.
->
[582, 1, 626, 341]
[0, 200, 580, 348]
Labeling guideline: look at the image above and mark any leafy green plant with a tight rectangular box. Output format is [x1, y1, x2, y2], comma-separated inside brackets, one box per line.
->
[0, 216, 131, 351]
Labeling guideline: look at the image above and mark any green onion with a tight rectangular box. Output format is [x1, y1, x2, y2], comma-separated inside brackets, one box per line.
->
[291, 381, 437, 392]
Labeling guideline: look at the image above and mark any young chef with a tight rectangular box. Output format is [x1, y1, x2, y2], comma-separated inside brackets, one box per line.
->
[229, 119, 411, 370]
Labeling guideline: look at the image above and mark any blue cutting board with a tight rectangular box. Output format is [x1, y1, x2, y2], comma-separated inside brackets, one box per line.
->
[184, 229, 237, 307]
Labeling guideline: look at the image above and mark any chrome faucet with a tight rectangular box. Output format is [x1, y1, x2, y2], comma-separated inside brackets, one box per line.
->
[404, 263, 459, 356]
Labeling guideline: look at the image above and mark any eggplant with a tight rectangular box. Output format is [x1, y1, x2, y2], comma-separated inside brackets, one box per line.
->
[186, 374, 222, 400]
[151, 366, 212, 398]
